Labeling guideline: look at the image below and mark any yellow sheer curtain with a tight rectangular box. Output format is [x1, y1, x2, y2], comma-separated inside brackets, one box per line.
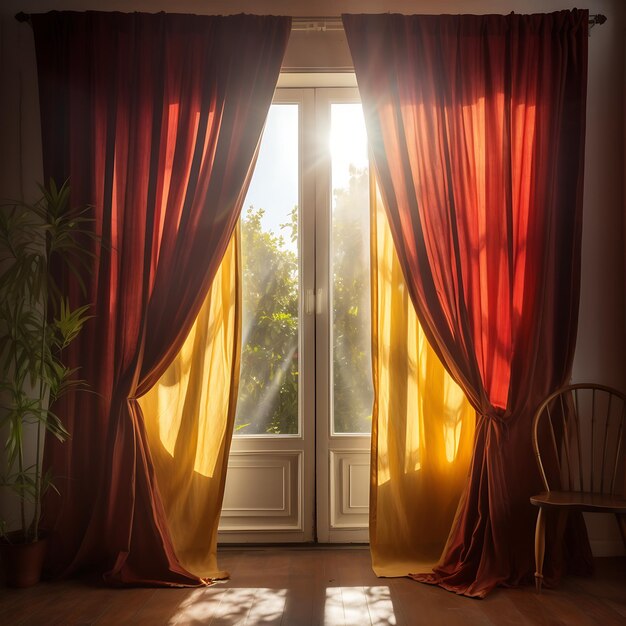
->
[370, 183, 476, 576]
[138, 232, 240, 579]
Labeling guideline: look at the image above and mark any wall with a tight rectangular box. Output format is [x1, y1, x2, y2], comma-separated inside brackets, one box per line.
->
[0, 0, 624, 554]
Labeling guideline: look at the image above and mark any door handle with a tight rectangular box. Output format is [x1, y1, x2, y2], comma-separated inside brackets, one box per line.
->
[315, 288, 324, 315]
[305, 289, 315, 315]
[305, 288, 324, 315]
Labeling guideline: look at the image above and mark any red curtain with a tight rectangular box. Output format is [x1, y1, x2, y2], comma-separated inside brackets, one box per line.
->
[31, 11, 290, 585]
[344, 11, 590, 597]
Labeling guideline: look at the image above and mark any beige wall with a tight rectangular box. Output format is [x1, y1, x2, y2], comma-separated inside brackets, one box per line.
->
[1, 0, 624, 554]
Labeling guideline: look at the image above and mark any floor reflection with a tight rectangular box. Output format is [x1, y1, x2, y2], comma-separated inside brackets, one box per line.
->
[169, 587, 287, 624]
[325, 586, 396, 625]
[169, 584, 396, 625]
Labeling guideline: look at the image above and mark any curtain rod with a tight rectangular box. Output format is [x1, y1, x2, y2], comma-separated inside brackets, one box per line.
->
[291, 14, 607, 32]
[15, 11, 607, 30]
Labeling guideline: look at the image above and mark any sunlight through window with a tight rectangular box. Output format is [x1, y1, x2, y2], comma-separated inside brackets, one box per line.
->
[330, 102, 374, 435]
[325, 586, 397, 625]
[169, 585, 396, 624]
[235, 104, 300, 436]
[169, 587, 287, 624]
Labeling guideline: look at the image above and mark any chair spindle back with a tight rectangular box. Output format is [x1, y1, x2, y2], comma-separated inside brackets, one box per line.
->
[532, 384, 626, 496]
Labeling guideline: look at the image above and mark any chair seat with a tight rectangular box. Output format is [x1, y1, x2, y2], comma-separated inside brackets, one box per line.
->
[530, 490, 626, 514]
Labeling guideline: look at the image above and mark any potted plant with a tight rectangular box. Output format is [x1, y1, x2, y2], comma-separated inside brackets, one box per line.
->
[0, 180, 93, 587]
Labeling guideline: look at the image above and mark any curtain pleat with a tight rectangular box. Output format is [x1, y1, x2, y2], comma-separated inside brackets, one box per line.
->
[32, 11, 290, 585]
[344, 11, 590, 596]
[370, 181, 476, 577]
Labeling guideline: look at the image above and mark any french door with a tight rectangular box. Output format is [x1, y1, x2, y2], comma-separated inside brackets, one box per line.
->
[218, 86, 373, 544]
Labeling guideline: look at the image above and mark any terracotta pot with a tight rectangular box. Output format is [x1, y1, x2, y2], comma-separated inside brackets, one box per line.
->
[0, 534, 48, 588]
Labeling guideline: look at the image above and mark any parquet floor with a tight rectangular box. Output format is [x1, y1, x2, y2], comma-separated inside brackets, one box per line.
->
[1, 547, 625, 625]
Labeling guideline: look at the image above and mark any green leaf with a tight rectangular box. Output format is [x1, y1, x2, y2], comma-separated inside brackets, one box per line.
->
[54, 299, 93, 349]
[0, 178, 94, 536]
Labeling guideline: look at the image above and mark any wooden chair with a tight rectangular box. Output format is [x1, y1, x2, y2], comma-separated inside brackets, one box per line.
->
[530, 383, 626, 592]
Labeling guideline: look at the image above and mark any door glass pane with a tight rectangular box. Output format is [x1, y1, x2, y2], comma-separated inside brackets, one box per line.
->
[235, 104, 300, 436]
[331, 103, 374, 434]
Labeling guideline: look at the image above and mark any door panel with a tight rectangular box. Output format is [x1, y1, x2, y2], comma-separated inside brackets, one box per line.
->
[329, 450, 370, 529]
[316, 89, 372, 543]
[219, 86, 372, 544]
[220, 451, 302, 532]
[219, 89, 316, 543]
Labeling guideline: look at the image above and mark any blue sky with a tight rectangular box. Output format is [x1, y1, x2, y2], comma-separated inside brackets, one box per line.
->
[243, 104, 299, 246]
[242, 102, 369, 251]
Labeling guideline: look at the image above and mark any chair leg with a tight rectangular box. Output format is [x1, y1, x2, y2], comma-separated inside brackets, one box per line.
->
[554, 509, 569, 572]
[616, 514, 626, 549]
[535, 507, 546, 593]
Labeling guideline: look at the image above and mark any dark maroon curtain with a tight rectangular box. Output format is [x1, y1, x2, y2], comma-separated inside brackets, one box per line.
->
[32, 11, 290, 585]
[343, 11, 590, 597]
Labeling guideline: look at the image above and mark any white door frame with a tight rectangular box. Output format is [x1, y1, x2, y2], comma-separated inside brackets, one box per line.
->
[218, 84, 371, 544]
[218, 88, 316, 543]
[315, 88, 371, 543]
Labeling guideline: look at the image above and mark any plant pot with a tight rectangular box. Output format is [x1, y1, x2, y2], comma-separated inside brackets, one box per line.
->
[0, 533, 48, 588]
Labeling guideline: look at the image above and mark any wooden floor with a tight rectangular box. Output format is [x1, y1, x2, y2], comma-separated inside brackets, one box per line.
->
[1, 547, 625, 625]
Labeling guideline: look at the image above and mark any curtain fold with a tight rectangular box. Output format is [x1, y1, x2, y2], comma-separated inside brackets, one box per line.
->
[344, 11, 590, 596]
[139, 232, 240, 579]
[32, 11, 290, 585]
[370, 181, 476, 577]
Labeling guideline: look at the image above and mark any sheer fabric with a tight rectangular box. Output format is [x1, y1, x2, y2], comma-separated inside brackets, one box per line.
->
[344, 11, 589, 596]
[32, 11, 289, 585]
[139, 234, 239, 579]
[370, 182, 475, 577]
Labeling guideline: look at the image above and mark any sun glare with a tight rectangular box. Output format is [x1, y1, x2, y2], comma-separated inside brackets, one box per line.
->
[330, 103, 369, 193]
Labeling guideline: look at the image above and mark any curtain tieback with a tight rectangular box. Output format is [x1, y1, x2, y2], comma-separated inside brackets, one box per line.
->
[478, 407, 510, 441]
